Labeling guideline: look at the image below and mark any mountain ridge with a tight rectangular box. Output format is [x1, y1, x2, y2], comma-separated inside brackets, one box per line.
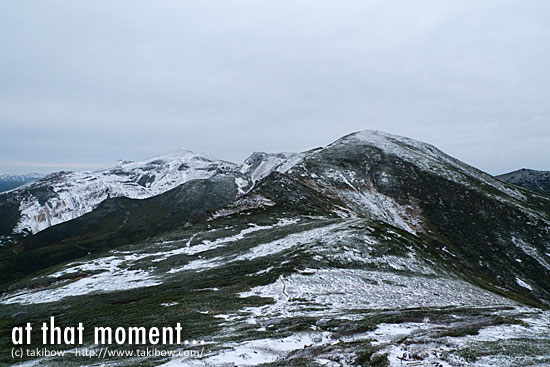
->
[4, 130, 544, 238]
[0, 173, 43, 193]
[498, 168, 550, 196]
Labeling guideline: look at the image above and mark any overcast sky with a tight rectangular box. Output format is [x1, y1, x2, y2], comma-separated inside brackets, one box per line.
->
[1, 1, 549, 175]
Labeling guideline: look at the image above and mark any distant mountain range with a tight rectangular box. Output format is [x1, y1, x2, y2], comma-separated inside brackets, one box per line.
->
[0, 173, 43, 193]
[0, 131, 549, 367]
[498, 168, 550, 196]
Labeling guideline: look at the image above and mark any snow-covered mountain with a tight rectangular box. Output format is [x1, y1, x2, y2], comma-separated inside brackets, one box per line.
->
[0, 149, 236, 235]
[0, 173, 43, 193]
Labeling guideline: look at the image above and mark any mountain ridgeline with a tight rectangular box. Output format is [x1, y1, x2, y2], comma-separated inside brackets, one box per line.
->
[0, 173, 42, 193]
[1, 130, 549, 366]
[498, 168, 550, 196]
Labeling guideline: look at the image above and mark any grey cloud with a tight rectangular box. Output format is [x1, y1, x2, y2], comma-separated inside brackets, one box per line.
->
[1, 0, 549, 174]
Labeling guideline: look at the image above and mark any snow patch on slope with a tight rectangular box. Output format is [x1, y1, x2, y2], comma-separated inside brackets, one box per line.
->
[161, 333, 333, 367]
[240, 152, 303, 184]
[151, 218, 300, 263]
[512, 236, 550, 271]
[1, 255, 159, 305]
[240, 269, 515, 320]
[338, 189, 420, 234]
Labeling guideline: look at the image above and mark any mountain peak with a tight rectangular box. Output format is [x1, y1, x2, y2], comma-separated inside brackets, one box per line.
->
[338, 129, 441, 156]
